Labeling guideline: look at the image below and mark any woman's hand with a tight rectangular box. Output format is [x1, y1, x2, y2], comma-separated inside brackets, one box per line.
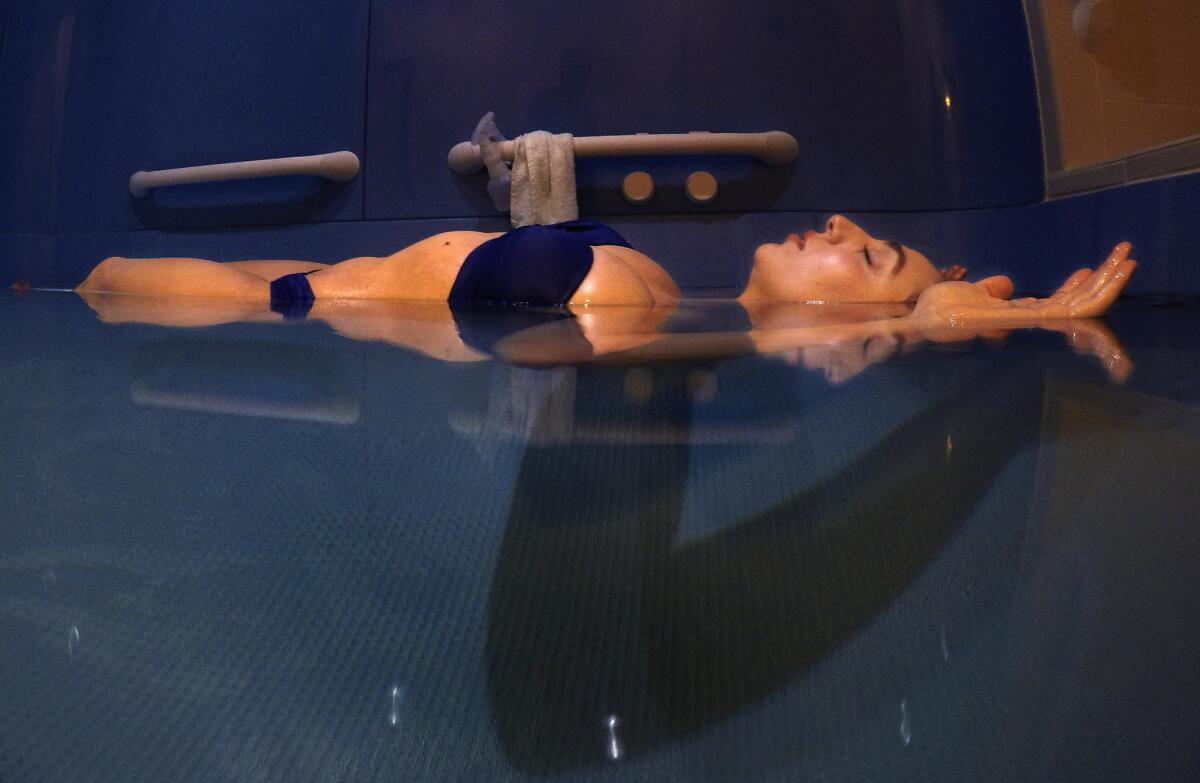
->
[911, 242, 1136, 330]
[939, 264, 968, 281]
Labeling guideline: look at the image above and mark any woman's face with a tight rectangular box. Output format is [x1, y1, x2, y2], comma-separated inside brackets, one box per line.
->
[746, 215, 943, 302]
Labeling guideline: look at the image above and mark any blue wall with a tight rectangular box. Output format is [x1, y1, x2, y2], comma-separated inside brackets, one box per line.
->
[0, 1, 8, 71]
[365, 0, 1042, 219]
[0, 0, 368, 234]
[5, 0, 1187, 298]
[0, 1, 1041, 235]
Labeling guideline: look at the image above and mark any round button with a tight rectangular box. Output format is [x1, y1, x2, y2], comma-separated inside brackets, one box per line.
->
[685, 171, 718, 204]
[622, 171, 655, 205]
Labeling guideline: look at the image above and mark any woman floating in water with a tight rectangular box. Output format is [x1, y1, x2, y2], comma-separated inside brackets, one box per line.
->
[74, 214, 1136, 365]
[75, 215, 997, 307]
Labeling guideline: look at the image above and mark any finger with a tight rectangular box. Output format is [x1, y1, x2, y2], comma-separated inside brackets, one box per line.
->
[1080, 243, 1131, 296]
[1051, 268, 1092, 300]
[976, 275, 1014, 300]
[1069, 243, 1132, 305]
[1071, 258, 1136, 316]
[1085, 257, 1136, 310]
[940, 264, 967, 282]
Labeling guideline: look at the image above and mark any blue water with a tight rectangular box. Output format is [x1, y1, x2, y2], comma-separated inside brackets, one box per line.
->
[2, 291, 1199, 782]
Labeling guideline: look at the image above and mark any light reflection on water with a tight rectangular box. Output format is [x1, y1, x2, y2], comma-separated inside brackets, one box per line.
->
[389, 684, 403, 727]
[2, 292, 1200, 781]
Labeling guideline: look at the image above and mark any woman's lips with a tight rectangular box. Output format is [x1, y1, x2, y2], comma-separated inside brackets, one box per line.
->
[788, 230, 818, 250]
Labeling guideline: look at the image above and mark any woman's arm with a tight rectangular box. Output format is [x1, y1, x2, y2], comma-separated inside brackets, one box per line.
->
[76, 256, 269, 298]
[72, 231, 484, 300]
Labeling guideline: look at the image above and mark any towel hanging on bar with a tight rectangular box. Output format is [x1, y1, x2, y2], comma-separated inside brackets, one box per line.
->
[510, 131, 578, 227]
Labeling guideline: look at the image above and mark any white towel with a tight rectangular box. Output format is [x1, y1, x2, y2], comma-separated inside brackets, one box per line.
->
[510, 131, 578, 227]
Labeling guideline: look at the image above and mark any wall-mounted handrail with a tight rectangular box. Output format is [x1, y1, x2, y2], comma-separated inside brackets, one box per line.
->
[129, 150, 360, 197]
[447, 131, 798, 174]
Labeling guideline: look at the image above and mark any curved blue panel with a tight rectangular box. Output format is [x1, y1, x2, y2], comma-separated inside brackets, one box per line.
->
[0, 1, 8, 68]
[366, 0, 1043, 219]
[0, 0, 368, 234]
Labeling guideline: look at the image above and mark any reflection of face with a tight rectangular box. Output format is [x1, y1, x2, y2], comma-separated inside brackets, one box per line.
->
[743, 215, 943, 302]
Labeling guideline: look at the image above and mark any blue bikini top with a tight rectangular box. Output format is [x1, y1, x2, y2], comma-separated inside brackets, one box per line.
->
[448, 219, 632, 308]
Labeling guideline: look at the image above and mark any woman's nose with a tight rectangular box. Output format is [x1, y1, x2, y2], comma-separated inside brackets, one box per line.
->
[825, 215, 846, 243]
[825, 215, 864, 244]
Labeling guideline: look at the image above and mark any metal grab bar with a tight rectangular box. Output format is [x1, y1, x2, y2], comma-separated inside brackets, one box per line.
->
[446, 131, 798, 174]
[129, 150, 360, 197]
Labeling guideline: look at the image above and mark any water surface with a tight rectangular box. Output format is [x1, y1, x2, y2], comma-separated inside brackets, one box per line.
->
[2, 291, 1199, 782]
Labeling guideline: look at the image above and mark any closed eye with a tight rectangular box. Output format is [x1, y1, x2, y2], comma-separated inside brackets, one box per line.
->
[865, 242, 908, 275]
[886, 241, 907, 275]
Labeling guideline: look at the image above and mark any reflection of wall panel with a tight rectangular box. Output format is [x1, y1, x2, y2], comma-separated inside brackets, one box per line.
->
[1028, 0, 1200, 183]
[366, 0, 1042, 217]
